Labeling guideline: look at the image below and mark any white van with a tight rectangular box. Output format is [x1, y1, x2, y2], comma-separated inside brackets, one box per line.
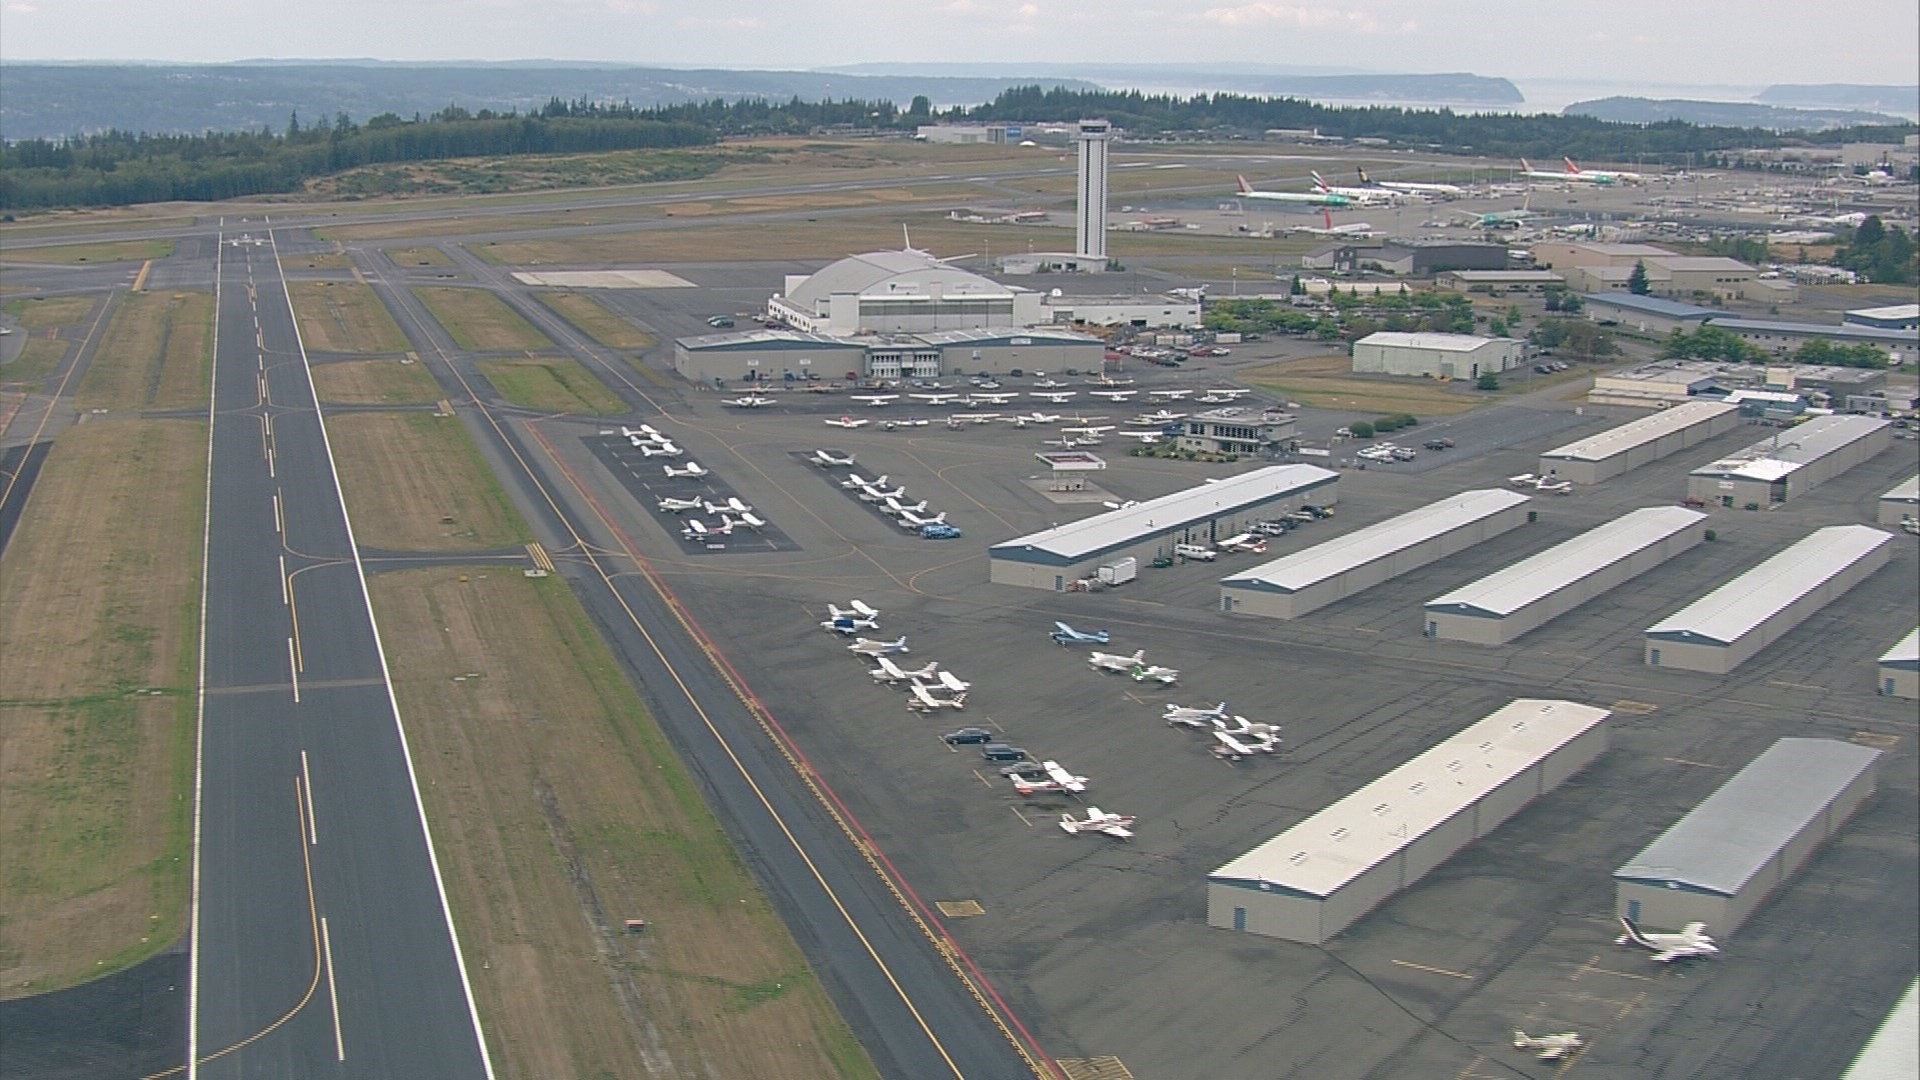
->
[1174, 543, 1216, 561]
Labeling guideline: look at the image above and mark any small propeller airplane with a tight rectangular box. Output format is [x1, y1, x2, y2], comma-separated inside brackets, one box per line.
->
[656, 496, 703, 513]
[1615, 918, 1718, 963]
[821, 614, 879, 634]
[810, 448, 855, 467]
[1130, 663, 1180, 685]
[638, 442, 684, 457]
[1164, 702, 1230, 725]
[907, 682, 967, 711]
[1512, 1031, 1584, 1062]
[846, 635, 909, 657]
[723, 395, 774, 408]
[1088, 648, 1146, 674]
[870, 657, 940, 684]
[1147, 389, 1192, 400]
[1012, 760, 1089, 796]
[850, 394, 898, 407]
[662, 461, 709, 478]
[827, 600, 880, 622]
[1088, 389, 1138, 401]
[824, 416, 870, 428]
[1050, 622, 1110, 646]
[1059, 807, 1135, 840]
[840, 472, 886, 490]
[1029, 390, 1078, 403]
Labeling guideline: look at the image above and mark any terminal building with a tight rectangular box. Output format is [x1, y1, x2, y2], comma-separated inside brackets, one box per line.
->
[1879, 474, 1919, 526]
[1644, 525, 1894, 674]
[1350, 332, 1526, 380]
[1208, 699, 1610, 944]
[1685, 415, 1891, 507]
[1424, 507, 1708, 645]
[1614, 738, 1881, 936]
[1879, 629, 1919, 699]
[1220, 489, 1532, 620]
[1536, 400, 1740, 484]
[987, 465, 1338, 591]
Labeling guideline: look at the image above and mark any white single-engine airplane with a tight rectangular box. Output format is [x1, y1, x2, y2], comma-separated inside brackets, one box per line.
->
[824, 415, 870, 428]
[1059, 807, 1135, 839]
[1311, 169, 1405, 205]
[1051, 622, 1110, 646]
[1212, 727, 1280, 759]
[638, 441, 684, 457]
[850, 394, 898, 407]
[1013, 760, 1089, 796]
[723, 395, 774, 408]
[1164, 702, 1230, 725]
[1088, 389, 1137, 401]
[821, 614, 879, 634]
[1615, 918, 1718, 962]
[1089, 648, 1147, 674]
[899, 509, 947, 529]
[846, 635, 909, 657]
[840, 472, 886, 491]
[1130, 663, 1180, 685]
[828, 600, 880, 622]
[870, 657, 940, 684]
[911, 392, 960, 405]
[1029, 390, 1078, 403]
[663, 461, 709, 478]
[656, 496, 703, 513]
[907, 682, 967, 711]
[1513, 1031, 1584, 1062]
[811, 448, 855, 467]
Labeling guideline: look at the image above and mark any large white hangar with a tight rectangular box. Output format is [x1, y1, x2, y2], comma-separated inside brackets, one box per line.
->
[1425, 506, 1708, 645]
[1614, 738, 1881, 936]
[1879, 474, 1919, 526]
[1685, 414, 1891, 507]
[1219, 488, 1532, 620]
[988, 465, 1339, 591]
[671, 329, 867, 384]
[1350, 332, 1525, 380]
[1208, 699, 1610, 945]
[1536, 400, 1740, 485]
[1645, 524, 1894, 674]
[1879, 629, 1919, 699]
[767, 249, 1043, 335]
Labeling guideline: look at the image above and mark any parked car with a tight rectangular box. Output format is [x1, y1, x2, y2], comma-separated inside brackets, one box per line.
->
[980, 743, 1029, 762]
[1390, 447, 1418, 461]
[1000, 760, 1048, 779]
[1253, 521, 1291, 537]
[921, 523, 964, 540]
[1301, 504, 1335, 518]
[1423, 438, 1455, 450]
[941, 727, 995, 745]
[707, 315, 735, 328]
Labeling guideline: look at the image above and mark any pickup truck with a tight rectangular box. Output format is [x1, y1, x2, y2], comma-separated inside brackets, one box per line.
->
[921, 523, 963, 539]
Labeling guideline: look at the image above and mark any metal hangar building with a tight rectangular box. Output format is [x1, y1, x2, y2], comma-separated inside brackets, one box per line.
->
[1613, 738, 1881, 936]
[1685, 414, 1890, 507]
[1208, 699, 1611, 945]
[1879, 629, 1919, 699]
[1536, 400, 1740, 485]
[987, 465, 1339, 591]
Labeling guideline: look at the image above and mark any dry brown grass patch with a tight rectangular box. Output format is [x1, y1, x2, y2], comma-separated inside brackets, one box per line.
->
[0, 419, 204, 996]
[387, 246, 454, 267]
[369, 568, 874, 1079]
[287, 281, 411, 354]
[2, 295, 99, 331]
[75, 291, 212, 411]
[308, 359, 444, 405]
[324, 412, 529, 550]
[533, 292, 654, 350]
[1242, 354, 1482, 415]
[411, 287, 555, 352]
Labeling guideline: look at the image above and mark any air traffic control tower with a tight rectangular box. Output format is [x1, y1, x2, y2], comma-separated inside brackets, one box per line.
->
[1074, 119, 1111, 263]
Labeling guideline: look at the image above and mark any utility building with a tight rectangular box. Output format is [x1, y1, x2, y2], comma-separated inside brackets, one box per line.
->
[1220, 489, 1531, 620]
[1645, 525, 1894, 674]
[1879, 474, 1919, 526]
[1425, 507, 1707, 645]
[1614, 738, 1881, 936]
[988, 465, 1338, 591]
[1351, 332, 1525, 380]
[1209, 699, 1610, 945]
[1879, 629, 1919, 699]
[1536, 401, 1740, 484]
[1686, 414, 1891, 507]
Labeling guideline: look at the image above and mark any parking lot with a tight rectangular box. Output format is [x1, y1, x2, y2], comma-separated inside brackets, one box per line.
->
[562, 373, 1918, 1079]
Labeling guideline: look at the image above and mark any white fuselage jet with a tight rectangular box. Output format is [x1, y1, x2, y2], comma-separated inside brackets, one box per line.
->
[1615, 918, 1718, 962]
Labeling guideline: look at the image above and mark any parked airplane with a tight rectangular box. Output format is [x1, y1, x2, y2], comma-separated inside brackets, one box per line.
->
[1042, 435, 1097, 449]
[1030, 390, 1078, 403]
[850, 394, 899, 407]
[723, 395, 774, 408]
[1089, 648, 1147, 674]
[870, 657, 940, 684]
[1310, 170, 1404, 205]
[811, 448, 855, 467]
[847, 635, 909, 656]
[1204, 387, 1251, 399]
[1519, 157, 1610, 185]
[1616, 917, 1718, 963]
[1508, 473, 1538, 487]
[1536, 479, 1573, 495]
[1146, 389, 1192, 400]
[821, 614, 880, 634]
[841, 472, 886, 490]
[680, 519, 710, 539]
[1291, 206, 1380, 238]
[1088, 389, 1138, 402]
[1212, 728, 1280, 759]
[722, 511, 767, 531]
[883, 496, 930, 516]
[639, 442, 684, 457]
[657, 495, 703, 513]
[1059, 807, 1136, 839]
[1357, 167, 1463, 198]
[1114, 430, 1164, 444]
[1051, 622, 1111, 646]
[860, 485, 906, 502]
[907, 682, 967, 711]
[949, 412, 1001, 425]
[1235, 174, 1350, 206]
[1062, 424, 1115, 437]
[921, 669, 971, 695]
[1007, 411, 1062, 426]
[1164, 702, 1230, 725]
[1012, 760, 1089, 795]
[911, 392, 960, 405]
[1565, 157, 1641, 183]
[662, 461, 709, 478]
[968, 392, 1016, 405]
[824, 416, 870, 428]
[1136, 408, 1188, 424]
[1513, 1031, 1584, 1062]
[900, 509, 948, 529]
[621, 424, 661, 440]
[1218, 533, 1267, 554]
[1130, 663, 1180, 685]
[1032, 376, 1069, 388]
[828, 600, 880, 621]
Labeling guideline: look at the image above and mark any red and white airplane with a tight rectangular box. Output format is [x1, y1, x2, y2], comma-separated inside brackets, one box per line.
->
[825, 415, 870, 428]
[1565, 157, 1642, 184]
[1059, 807, 1135, 839]
[1012, 760, 1089, 796]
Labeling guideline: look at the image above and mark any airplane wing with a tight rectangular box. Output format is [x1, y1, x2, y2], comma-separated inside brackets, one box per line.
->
[1682, 922, 1710, 939]
[1098, 823, 1134, 839]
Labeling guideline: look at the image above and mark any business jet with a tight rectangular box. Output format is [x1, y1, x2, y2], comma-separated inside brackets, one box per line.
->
[1012, 760, 1089, 796]
[1050, 622, 1110, 646]
[1512, 1031, 1584, 1062]
[1310, 170, 1404, 205]
[1615, 917, 1718, 962]
[662, 461, 709, 479]
[1029, 390, 1078, 403]
[828, 600, 880, 622]
[1565, 157, 1641, 183]
[1089, 648, 1147, 674]
[899, 509, 947, 529]
[870, 657, 940, 684]
[1235, 175, 1350, 206]
[811, 448, 855, 467]
[911, 392, 960, 406]
[850, 394, 898, 407]
[821, 614, 880, 635]
[656, 495, 704, 513]
[824, 416, 870, 428]
[1059, 807, 1135, 839]
[638, 441, 684, 457]
[907, 682, 967, 711]
[1130, 663, 1180, 685]
[1164, 702, 1230, 725]
[1146, 389, 1192, 401]
[1356, 166, 1463, 198]
[723, 395, 774, 408]
[846, 635, 908, 657]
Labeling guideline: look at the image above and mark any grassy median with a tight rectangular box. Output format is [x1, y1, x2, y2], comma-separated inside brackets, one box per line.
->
[0, 420, 205, 997]
[308, 358, 445, 405]
[476, 357, 625, 414]
[287, 281, 411, 354]
[533, 291, 654, 350]
[412, 287, 555, 352]
[324, 412, 529, 551]
[0, 239, 176, 265]
[75, 291, 213, 411]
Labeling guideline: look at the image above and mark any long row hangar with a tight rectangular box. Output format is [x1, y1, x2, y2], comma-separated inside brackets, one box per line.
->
[673, 326, 1105, 384]
[1880, 629, 1919, 699]
[1425, 507, 1708, 645]
[1535, 400, 1740, 485]
[1685, 414, 1891, 508]
[1614, 738, 1880, 936]
[1209, 699, 1610, 945]
[1879, 474, 1919, 526]
[1645, 525, 1894, 674]
[1219, 489, 1532, 620]
[988, 465, 1339, 591]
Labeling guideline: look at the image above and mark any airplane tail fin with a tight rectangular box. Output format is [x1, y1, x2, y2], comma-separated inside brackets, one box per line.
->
[1236, 174, 1253, 194]
[1520, 158, 1534, 174]
[1564, 156, 1581, 173]
[1357, 166, 1371, 184]
[1618, 916, 1656, 949]
[1310, 170, 1328, 189]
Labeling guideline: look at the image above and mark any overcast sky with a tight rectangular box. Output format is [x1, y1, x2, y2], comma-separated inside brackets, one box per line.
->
[2, 0, 1915, 89]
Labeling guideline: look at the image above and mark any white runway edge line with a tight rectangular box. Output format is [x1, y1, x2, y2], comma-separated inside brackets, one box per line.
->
[321, 916, 345, 1061]
[265, 224, 498, 1077]
[301, 751, 317, 845]
[185, 219, 226, 1080]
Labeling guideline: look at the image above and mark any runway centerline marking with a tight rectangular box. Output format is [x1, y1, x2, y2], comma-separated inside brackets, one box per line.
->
[288, 638, 301, 702]
[301, 750, 317, 845]
[321, 917, 345, 1061]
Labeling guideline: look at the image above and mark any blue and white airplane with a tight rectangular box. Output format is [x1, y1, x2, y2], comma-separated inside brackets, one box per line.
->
[1051, 621, 1110, 646]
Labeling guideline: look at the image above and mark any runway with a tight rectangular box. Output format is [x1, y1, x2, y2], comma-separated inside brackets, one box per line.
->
[187, 224, 489, 1076]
